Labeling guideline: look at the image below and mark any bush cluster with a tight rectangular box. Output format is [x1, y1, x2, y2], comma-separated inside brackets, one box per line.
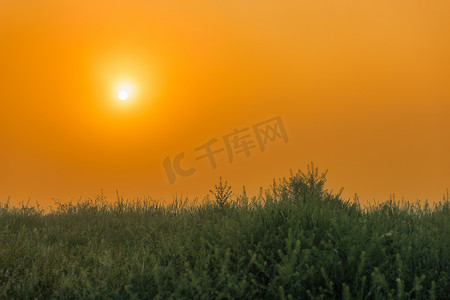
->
[0, 164, 448, 299]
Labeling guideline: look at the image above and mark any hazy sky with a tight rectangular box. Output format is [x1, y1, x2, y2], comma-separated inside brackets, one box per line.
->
[1, 0, 449, 207]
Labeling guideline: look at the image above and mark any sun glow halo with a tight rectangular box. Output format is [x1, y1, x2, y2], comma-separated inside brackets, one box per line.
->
[115, 82, 135, 103]
[118, 90, 129, 101]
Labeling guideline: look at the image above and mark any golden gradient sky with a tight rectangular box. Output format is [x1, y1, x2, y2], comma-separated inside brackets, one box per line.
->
[1, 0, 449, 207]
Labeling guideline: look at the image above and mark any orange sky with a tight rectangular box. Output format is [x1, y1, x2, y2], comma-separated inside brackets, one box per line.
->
[1, 0, 449, 208]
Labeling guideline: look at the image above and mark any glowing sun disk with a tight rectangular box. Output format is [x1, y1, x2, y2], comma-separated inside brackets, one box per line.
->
[118, 90, 129, 101]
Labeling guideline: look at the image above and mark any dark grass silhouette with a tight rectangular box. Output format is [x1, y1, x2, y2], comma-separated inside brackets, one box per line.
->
[0, 163, 448, 299]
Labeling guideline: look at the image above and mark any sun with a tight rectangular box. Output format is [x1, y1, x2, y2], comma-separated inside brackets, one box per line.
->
[118, 90, 129, 101]
[115, 82, 135, 102]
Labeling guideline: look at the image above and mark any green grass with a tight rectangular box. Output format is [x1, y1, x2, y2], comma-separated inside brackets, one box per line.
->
[1, 164, 449, 299]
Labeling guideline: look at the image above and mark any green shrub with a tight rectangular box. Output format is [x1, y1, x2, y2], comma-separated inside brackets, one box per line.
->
[0, 163, 448, 299]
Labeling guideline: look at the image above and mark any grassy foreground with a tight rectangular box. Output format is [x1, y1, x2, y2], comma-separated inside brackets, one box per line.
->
[0, 165, 449, 299]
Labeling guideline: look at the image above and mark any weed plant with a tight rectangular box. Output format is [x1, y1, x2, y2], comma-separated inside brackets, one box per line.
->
[0, 163, 448, 299]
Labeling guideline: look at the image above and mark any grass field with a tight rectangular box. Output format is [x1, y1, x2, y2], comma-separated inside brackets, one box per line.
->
[1, 164, 449, 299]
